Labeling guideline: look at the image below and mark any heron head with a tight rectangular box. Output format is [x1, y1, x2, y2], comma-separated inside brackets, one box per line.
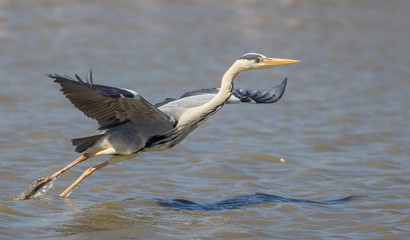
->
[234, 53, 299, 71]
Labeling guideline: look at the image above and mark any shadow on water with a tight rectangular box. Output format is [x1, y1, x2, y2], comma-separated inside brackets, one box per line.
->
[153, 193, 357, 211]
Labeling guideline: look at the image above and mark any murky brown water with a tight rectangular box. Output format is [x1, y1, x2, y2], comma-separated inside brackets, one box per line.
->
[1, 0, 409, 239]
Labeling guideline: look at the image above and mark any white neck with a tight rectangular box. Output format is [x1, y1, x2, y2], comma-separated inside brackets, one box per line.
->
[177, 62, 242, 127]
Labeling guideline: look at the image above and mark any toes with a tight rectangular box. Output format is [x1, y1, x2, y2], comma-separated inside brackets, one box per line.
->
[36, 176, 51, 183]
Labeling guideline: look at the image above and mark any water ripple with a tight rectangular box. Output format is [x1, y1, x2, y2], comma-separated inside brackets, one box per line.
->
[154, 193, 357, 211]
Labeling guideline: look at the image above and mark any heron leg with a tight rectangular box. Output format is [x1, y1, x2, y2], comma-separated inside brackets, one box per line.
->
[59, 161, 109, 197]
[38, 154, 91, 182]
[20, 154, 91, 200]
[59, 153, 138, 198]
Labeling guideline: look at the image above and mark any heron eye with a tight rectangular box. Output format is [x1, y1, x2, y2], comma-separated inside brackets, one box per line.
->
[255, 57, 262, 63]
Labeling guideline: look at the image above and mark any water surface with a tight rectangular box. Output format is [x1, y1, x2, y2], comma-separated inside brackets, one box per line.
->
[0, 0, 409, 239]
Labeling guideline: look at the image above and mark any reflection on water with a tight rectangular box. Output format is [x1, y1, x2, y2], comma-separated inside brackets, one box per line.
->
[154, 193, 357, 211]
[1, 0, 409, 239]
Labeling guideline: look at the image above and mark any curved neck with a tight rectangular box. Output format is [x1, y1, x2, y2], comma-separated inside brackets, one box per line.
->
[177, 63, 241, 127]
[207, 64, 239, 108]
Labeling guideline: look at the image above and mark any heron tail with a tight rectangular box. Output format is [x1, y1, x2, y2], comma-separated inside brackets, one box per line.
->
[71, 134, 105, 153]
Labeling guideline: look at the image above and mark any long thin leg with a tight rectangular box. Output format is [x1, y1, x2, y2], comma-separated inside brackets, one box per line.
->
[59, 161, 109, 197]
[59, 153, 139, 198]
[38, 154, 91, 182]
[20, 154, 91, 200]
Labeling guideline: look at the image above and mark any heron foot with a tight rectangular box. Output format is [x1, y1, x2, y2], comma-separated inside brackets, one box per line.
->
[16, 176, 55, 200]
[36, 176, 51, 182]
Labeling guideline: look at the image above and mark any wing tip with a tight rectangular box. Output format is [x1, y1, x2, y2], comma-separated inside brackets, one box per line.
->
[48, 70, 95, 87]
[86, 69, 94, 85]
[47, 73, 63, 81]
[274, 77, 288, 101]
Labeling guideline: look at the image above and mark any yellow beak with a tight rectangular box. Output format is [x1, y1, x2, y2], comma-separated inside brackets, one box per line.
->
[263, 58, 300, 67]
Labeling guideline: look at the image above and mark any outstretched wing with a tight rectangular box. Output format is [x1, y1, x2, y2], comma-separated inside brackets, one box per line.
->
[231, 77, 287, 103]
[156, 78, 287, 109]
[50, 71, 175, 135]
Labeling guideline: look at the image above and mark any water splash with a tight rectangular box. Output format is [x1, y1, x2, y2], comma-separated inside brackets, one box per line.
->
[15, 178, 56, 201]
[154, 193, 356, 211]
[63, 189, 73, 198]
[33, 178, 55, 198]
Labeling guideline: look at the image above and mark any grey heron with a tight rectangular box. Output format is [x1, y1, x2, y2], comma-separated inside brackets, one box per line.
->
[20, 53, 298, 199]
